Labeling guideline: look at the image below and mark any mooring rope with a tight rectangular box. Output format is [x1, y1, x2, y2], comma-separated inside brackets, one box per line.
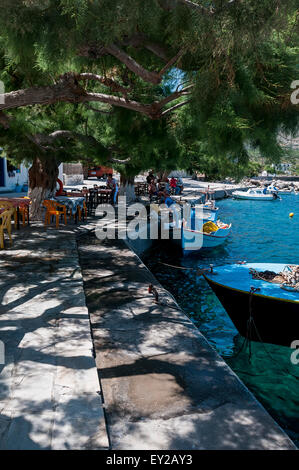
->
[158, 261, 194, 270]
[158, 261, 214, 275]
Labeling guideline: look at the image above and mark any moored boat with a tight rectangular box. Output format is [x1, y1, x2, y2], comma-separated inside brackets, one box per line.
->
[204, 263, 299, 347]
[232, 188, 278, 200]
[181, 211, 231, 253]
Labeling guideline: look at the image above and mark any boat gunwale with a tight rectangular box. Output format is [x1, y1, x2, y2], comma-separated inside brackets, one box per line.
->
[203, 274, 299, 305]
[183, 225, 231, 238]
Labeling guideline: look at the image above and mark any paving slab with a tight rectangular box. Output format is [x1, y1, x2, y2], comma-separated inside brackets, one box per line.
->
[78, 233, 297, 450]
[0, 223, 109, 450]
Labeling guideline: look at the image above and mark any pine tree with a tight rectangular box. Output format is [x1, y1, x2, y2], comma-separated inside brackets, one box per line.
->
[0, 0, 298, 212]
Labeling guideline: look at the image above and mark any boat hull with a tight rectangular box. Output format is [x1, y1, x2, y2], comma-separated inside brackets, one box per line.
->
[232, 191, 274, 201]
[204, 269, 299, 347]
[182, 225, 230, 252]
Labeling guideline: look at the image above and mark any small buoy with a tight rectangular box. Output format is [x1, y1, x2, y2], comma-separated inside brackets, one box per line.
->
[289, 212, 294, 218]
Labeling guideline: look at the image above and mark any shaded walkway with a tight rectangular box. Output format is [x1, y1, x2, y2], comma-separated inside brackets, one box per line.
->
[0, 223, 108, 449]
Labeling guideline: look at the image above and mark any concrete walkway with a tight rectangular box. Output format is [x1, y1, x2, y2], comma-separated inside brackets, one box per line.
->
[0, 223, 109, 449]
[0, 216, 296, 450]
[78, 233, 296, 450]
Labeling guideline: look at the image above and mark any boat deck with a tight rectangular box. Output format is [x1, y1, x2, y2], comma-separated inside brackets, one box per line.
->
[204, 263, 298, 303]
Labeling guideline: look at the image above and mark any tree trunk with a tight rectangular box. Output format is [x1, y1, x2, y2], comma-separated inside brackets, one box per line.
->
[119, 174, 136, 203]
[28, 156, 59, 219]
[82, 164, 89, 180]
[157, 170, 170, 181]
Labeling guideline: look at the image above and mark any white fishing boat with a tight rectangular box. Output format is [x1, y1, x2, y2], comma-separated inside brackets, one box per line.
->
[232, 188, 278, 200]
[161, 202, 231, 253]
[179, 207, 231, 253]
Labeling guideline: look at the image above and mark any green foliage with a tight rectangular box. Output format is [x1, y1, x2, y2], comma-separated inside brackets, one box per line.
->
[0, 0, 298, 178]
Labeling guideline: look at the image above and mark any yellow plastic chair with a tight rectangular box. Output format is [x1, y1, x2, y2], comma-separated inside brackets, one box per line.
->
[43, 200, 67, 229]
[0, 208, 14, 249]
[0, 201, 17, 228]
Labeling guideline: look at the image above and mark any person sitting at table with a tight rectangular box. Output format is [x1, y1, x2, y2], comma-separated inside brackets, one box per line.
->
[159, 189, 175, 207]
[157, 179, 163, 192]
[148, 179, 158, 201]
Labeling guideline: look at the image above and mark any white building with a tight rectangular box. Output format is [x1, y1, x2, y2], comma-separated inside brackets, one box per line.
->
[271, 162, 293, 174]
[0, 151, 29, 192]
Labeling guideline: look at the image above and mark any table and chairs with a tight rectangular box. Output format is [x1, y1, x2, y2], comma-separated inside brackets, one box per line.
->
[134, 182, 148, 196]
[83, 188, 112, 214]
[0, 197, 32, 249]
[0, 197, 31, 230]
[43, 187, 113, 228]
[0, 186, 115, 246]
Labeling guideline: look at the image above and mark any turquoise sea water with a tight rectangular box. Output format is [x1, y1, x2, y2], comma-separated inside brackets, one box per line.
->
[143, 194, 299, 446]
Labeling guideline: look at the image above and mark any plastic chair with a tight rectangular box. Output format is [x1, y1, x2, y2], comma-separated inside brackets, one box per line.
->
[43, 200, 67, 228]
[77, 201, 88, 222]
[0, 201, 17, 228]
[19, 197, 31, 226]
[0, 208, 14, 249]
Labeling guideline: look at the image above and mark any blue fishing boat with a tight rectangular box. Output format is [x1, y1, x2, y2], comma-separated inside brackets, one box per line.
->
[204, 263, 299, 347]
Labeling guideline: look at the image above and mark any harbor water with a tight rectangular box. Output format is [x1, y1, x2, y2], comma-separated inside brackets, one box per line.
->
[143, 194, 299, 446]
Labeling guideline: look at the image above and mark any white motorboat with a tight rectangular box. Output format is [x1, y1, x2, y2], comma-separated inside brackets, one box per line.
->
[232, 188, 278, 200]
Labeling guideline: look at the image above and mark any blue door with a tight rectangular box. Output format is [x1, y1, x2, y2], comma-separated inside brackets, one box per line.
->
[0, 157, 4, 187]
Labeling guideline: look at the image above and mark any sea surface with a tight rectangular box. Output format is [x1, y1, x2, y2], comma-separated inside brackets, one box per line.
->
[143, 194, 299, 446]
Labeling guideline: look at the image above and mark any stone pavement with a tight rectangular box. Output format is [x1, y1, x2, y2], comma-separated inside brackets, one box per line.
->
[0, 217, 297, 450]
[0, 222, 109, 449]
[78, 233, 296, 450]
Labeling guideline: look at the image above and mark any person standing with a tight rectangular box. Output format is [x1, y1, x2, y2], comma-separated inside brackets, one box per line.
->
[146, 172, 154, 184]
[107, 174, 118, 204]
[176, 177, 184, 195]
[148, 179, 158, 201]
[170, 177, 177, 194]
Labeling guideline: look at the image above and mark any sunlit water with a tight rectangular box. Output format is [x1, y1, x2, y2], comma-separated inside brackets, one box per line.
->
[143, 194, 299, 446]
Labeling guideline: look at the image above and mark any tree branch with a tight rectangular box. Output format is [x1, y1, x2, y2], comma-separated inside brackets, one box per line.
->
[78, 73, 132, 96]
[109, 156, 131, 164]
[83, 92, 154, 116]
[155, 84, 193, 108]
[32, 130, 131, 164]
[121, 33, 169, 62]
[161, 99, 191, 116]
[0, 73, 86, 111]
[79, 43, 162, 84]
[79, 41, 186, 85]
[84, 103, 113, 115]
[0, 74, 193, 122]
[158, 48, 186, 77]
[158, 0, 214, 15]
[105, 44, 162, 85]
